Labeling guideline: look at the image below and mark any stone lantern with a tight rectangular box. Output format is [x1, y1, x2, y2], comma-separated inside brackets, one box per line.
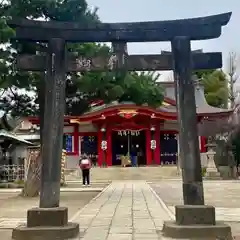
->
[205, 143, 221, 179]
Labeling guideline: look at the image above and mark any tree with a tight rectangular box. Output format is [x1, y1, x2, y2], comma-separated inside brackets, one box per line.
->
[75, 71, 164, 114]
[226, 51, 239, 108]
[0, 0, 103, 197]
[224, 52, 240, 170]
[195, 54, 240, 176]
[0, 0, 102, 131]
[195, 69, 228, 108]
[0, 0, 164, 119]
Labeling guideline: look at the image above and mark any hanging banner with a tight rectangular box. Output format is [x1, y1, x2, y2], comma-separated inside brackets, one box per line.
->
[101, 140, 107, 150]
[65, 135, 73, 153]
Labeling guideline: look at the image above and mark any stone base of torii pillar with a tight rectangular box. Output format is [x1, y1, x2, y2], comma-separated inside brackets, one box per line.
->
[12, 207, 79, 240]
[163, 205, 232, 239]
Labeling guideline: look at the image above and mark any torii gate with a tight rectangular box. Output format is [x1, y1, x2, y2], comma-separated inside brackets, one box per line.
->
[9, 12, 232, 239]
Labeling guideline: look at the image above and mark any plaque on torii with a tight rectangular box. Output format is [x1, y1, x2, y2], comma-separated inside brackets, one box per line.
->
[16, 50, 222, 72]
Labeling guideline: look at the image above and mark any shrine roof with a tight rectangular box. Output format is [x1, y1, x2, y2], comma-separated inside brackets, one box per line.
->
[81, 81, 232, 118]
[158, 103, 232, 115]
[158, 81, 233, 116]
[26, 81, 233, 123]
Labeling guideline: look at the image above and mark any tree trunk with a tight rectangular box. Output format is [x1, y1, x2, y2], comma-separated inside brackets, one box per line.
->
[21, 74, 45, 197]
[21, 146, 41, 197]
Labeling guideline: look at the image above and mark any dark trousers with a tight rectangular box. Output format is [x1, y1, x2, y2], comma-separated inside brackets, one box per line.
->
[82, 169, 90, 185]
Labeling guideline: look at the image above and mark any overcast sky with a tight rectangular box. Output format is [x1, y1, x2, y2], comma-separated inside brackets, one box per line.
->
[86, 0, 239, 81]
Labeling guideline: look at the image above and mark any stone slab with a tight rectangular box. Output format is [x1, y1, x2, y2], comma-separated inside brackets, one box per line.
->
[12, 222, 79, 240]
[27, 207, 68, 227]
[175, 205, 215, 225]
[0, 187, 103, 193]
[162, 221, 232, 239]
[205, 170, 221, 180]
[70, 181, 174, 239]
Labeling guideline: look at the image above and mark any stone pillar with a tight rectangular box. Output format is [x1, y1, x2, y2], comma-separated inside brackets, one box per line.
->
[205, 143, 221, 179]
[171, 36, 204, 205]
[40, 38, 66, 208]
[12, 38, 79, 240]
[162, 36, 231, 239]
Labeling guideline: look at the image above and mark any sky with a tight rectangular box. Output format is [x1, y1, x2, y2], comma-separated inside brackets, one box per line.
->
[86, 0, 239, 81]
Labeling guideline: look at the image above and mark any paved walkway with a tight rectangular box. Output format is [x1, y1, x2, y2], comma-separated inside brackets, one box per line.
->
[0, 187, 103, 194]
[72, 181, 173, 240]
[1, 180, 237, 239]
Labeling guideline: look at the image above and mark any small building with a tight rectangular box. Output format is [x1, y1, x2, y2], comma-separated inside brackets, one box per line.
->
[0, 114, 34, 182]
[20, 82, 232, 169]
[0, 114, 33, 165]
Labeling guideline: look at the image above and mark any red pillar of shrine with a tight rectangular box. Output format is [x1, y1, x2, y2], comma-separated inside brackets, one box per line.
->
[154, 124, 160, 165]
[146, 128, 152, 165]
[200, 136, 207, 152]
[97, 130, 103, 166]
[106, 127, 112, 166]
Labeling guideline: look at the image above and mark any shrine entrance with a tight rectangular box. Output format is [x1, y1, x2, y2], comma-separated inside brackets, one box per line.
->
[112, 130, 146, 166]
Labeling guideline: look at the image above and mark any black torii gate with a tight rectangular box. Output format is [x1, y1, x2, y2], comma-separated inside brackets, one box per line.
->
[9, 12, 232, 240]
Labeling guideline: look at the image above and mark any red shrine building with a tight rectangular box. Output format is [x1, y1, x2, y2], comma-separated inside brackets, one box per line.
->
[26, 82, 232, 168]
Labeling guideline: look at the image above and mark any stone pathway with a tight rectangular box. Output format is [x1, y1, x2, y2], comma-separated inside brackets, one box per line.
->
[73, 181, 172, 240]
[2, 180, 237, 239]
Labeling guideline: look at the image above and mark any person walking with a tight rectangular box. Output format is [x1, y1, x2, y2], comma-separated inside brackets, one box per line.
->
[79, 154, 91, 186]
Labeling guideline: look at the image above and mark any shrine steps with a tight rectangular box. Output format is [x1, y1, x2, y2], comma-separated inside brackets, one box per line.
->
[68, 166, 180, 182]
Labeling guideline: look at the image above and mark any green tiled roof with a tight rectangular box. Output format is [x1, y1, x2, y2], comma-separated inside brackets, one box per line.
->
[85, 101, 137, 114]
[0, 130, 34, 145]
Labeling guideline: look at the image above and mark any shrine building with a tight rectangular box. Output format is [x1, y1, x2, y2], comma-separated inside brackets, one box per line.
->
[26, 82, 232, 169]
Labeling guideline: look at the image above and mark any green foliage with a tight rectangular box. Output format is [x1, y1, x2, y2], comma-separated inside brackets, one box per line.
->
[119, 72, 164, 107]
[78, 71, 164, 109]
[195, 70, 228, 108]
[202, 167, 207, 177]
[0, 18, 15, 43]
[0, 0, 164, 118]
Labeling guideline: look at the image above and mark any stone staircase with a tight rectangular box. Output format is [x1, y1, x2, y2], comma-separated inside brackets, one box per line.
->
[66, 166, 180, 182]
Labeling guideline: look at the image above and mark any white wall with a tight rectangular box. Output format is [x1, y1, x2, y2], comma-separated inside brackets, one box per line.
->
[66, 155, 79, 169]
[78, 123, 97, 132]
[162, 121, 178, 131]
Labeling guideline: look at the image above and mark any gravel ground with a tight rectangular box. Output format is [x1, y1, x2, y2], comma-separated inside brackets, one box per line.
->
[150, 180, 240, 208]
[0, 190, 101, 219]
[0, 190, 102, 239]
[150, 180, 240, 238]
